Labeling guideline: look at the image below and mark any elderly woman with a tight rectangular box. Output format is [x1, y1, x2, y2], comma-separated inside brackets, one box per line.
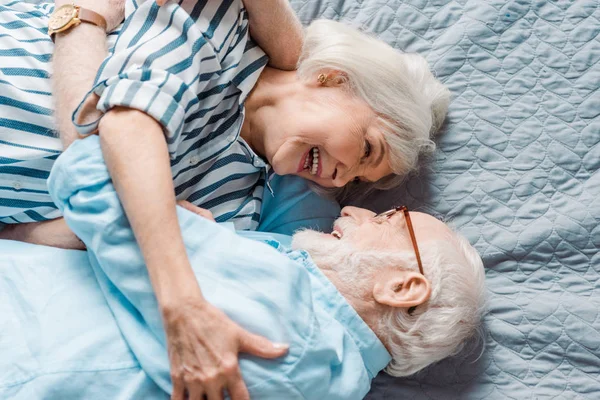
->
[0, 0, 449, 398]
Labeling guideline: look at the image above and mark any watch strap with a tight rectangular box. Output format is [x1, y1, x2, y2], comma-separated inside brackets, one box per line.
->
[50, 6, 108, 42]
[76, 7, 108, 31]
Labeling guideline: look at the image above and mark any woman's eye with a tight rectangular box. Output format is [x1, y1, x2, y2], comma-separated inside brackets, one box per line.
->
[362, 140, 372, 159]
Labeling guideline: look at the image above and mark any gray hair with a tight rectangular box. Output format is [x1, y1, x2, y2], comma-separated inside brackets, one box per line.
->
[351, 231, 486, 376]
[298, 20, 451, 200]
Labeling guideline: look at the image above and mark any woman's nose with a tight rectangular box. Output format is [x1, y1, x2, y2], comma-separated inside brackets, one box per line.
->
[332, 166, 352, 188]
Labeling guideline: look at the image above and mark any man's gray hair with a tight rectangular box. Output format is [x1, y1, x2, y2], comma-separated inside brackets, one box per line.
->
[352, 231, 486, 376]
[297, 20, 451, 198]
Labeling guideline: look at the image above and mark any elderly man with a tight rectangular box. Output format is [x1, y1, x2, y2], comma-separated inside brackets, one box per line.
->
[0, 136, 486, 399]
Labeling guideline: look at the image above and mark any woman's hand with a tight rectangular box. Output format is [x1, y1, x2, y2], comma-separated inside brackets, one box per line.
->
[170, 201, 288, 399]
[164, 295, 289, 400]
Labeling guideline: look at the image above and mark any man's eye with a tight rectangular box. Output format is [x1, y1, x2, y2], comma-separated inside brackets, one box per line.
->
[362, 140, 372, 159]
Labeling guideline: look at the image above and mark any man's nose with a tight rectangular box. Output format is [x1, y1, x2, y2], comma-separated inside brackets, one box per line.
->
[340, 206, 375, 222]
[340, 206, 355, 217]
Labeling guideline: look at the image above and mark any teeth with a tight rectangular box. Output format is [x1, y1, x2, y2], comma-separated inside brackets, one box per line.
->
[332, 230, 341, 239]
[310, 147, 319, 175]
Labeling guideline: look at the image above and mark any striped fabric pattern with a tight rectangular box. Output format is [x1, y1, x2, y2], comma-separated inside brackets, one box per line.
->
[0, 1, 61, 223]
[0, 0, 269, 230]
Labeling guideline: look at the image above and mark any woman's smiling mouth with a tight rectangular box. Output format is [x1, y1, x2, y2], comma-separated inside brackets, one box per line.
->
[296, 146, 321, 177]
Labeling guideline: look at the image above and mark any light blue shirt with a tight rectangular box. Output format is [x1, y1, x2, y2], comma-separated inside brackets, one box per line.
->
[0, 136, 390, 399]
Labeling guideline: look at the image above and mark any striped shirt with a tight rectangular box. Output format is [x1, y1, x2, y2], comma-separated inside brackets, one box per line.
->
[0, 0, 270, 230]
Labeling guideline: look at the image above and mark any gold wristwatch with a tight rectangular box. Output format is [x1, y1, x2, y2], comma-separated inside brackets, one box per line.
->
[48, 3, 107, 42]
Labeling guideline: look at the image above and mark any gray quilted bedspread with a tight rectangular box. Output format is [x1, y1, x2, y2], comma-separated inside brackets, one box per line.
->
[288, 0, 600, 398]
[20, 0, 600, 398]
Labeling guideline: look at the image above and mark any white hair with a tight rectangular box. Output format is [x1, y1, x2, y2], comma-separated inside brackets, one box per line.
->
[298, 20, 451, 198]
[292, 225, 486, 377]
[377, 232, 486, 376]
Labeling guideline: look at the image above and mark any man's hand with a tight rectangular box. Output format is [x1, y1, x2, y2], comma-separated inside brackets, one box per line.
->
[164, 298, 288, 400]
[54, 0, 125, 32]
[52, 0, 125, 149]
[0, 218, 85, 250]
[177, 200, 216, 222]
[244, 0, 304, 70]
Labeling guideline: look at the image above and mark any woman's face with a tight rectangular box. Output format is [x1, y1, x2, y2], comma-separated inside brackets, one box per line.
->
[261, 87, 394, 188]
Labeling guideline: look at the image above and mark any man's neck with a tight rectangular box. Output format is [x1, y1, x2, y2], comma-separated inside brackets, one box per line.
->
[320, 268, 386, 341]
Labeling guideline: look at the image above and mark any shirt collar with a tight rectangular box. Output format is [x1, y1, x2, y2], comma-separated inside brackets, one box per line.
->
[236, 135, 276, 195]
[287, 249, 392, 378]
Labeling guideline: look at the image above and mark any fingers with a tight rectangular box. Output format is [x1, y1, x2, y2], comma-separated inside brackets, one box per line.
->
[205, 385, 224, 400]
[203, 354, 237, 400]
[186, 369, 225, 400]
[238, 331, 289, 359]
[177, 200, 215, 221]
[227, 369, 250, 400]
[170, 376, 185, 400]
[174, 374, 248, 400]
[165, 303, 262, 400]
[176, 200, 193, 210]
[187, 384, 205, 400]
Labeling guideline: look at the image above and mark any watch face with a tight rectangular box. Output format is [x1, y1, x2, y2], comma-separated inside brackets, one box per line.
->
[49, 5, 76, 31]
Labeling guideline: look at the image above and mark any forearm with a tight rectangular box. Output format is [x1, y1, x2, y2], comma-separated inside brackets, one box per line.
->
[99, 107, 202, 307]
[52, 20, 107, 149]
[244, 0, 303, 70]
[51, 0, 126, 149]
[0, 219, 85, 250]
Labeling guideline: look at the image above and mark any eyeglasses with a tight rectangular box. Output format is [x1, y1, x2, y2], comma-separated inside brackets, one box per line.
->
[372, 206, 424, 315]
[372, 206, 424, 275]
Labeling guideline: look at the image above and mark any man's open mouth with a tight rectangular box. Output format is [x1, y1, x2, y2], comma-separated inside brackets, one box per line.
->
[331, 225, 343, 239]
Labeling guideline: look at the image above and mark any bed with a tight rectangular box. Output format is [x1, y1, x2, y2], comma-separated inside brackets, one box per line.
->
[12, 0, 600, 398]
[287, 0, 600, 398]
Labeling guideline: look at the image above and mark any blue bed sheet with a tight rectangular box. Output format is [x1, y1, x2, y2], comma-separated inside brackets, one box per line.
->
[287, 0, 600, 398]
[11, 0, 600, 398]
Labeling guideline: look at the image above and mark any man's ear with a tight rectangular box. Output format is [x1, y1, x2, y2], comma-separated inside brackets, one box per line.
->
[372, 268, 431, 308]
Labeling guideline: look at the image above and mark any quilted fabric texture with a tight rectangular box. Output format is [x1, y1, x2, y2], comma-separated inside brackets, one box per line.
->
[19, 0, 599, 398]
[289, 0, 600, 398]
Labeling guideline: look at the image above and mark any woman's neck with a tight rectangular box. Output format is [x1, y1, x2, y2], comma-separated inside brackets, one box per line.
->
[240, 67, 299, 157]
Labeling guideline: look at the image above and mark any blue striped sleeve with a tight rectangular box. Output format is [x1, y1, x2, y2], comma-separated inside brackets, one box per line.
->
[72, 1, 224, 150]
[177, 0, 247, 63]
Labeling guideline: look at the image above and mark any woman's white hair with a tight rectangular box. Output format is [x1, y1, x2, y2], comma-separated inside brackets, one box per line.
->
[298, 20, 451, 199]
[361, 232, 487, 377]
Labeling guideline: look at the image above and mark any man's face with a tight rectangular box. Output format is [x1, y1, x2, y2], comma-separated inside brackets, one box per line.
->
[293, 206, 450, 255]
[291, 206, 451, 292]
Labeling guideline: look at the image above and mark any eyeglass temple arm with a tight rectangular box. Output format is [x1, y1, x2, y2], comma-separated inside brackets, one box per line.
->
[401, 207, 424, 276]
